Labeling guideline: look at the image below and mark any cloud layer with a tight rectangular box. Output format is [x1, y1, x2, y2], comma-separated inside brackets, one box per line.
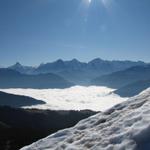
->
[0, 86, 127, 111]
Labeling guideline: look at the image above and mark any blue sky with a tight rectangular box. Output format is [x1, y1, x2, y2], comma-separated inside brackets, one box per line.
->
[0, 0, 150, 66]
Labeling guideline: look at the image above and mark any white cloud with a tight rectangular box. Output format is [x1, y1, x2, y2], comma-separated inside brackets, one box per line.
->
[0, 86, 127, 111]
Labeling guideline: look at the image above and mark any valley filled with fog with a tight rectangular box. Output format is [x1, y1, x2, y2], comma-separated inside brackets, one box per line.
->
[0, 86, 127, 111]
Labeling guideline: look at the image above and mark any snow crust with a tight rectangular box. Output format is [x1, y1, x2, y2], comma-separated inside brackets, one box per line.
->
[0, 86, 126, 111]
[21, 88, 150, 150]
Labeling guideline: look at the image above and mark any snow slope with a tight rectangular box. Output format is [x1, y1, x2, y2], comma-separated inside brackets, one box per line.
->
[21, 88, 150, 150]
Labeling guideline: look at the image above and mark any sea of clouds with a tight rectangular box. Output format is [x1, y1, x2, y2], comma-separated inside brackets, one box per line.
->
[0, 86, 127, 111]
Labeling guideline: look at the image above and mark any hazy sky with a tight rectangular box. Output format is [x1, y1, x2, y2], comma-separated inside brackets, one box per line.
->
[0, 0, 150, 66]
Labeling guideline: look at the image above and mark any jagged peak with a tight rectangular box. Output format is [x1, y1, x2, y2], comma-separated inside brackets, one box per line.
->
[10, 62, 23, 68]
[70, 58, 81, 63]
[55, 59, 64, 63]
[14, 62, 22, 66]
[88, 58, 104, 63]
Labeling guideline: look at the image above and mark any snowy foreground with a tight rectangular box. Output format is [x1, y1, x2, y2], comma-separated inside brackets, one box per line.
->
[21, 88, 150, 150]
[0, 86, 126, 111]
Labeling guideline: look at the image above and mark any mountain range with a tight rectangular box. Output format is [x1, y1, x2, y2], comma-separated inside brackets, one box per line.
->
[91, 65, 150, 88]
[114, 79, 150, 97]
[0, 68, 73, 89]
[8, 58, 146, 85]
[0, 58, 149, 96]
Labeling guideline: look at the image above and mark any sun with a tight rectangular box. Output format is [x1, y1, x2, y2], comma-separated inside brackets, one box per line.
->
[88, 0, 92, 3]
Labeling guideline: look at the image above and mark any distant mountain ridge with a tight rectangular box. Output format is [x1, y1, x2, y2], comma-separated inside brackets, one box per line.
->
[7, 58, 147, 85]
[114, 79, 150, 97]
[92, 65, 150, 89]
[0, 68, 73, 89]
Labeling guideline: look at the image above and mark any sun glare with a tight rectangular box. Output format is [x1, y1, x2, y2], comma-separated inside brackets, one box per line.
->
[87, 0, 110, 8]
[88, 0, 112, 11]
[88, 0, 92, 3]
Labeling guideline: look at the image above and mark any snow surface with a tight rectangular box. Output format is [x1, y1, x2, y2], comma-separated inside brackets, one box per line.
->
[0, 86, 126, 111]
[21, 88, 150, 150]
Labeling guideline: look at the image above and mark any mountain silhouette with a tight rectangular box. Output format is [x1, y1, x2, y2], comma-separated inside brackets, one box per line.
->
[91, 65, 150, 88]
[0, 68, 73, 89]
[114, 79, 150, 97]
[8, 58, 146, 85]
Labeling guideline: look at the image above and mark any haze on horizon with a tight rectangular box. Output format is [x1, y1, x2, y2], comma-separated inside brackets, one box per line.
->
[0, 0, 150, 66]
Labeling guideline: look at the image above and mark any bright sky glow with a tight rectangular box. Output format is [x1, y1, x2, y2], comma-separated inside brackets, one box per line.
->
[87, 0, 110, 8]
[88, 0, 92, 3]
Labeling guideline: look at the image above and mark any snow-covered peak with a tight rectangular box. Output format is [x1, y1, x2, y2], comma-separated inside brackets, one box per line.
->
[21, 88, 150, 150]
[9, 62, 23, 69]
